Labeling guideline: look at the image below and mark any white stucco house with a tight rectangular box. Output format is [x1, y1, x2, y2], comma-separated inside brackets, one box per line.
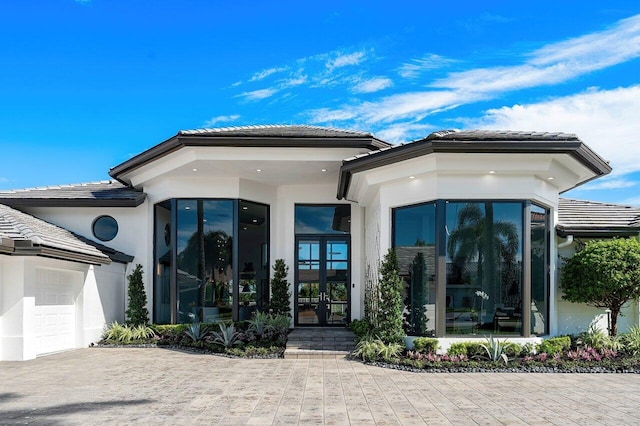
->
[1, 125, 639, 360]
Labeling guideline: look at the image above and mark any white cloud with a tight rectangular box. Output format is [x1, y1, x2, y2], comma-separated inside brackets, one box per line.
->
[0, 177, 8, 183]
[280, 74, 308, 88]
[470, 85, 640, 176]
[351, 77, 393, 94]
[326, 51, 366, 71]
[310, 15, 640, 129]
[398, 54, 457, 78]
[433, 14, 640, 93]
[236, 88, 278, 101]
[249, 67, 287, 82]
[621, 196, 640, 206]
[576, 178, 636, 191]
[375, 122, 435, 143]
[202, 114, 240, 127]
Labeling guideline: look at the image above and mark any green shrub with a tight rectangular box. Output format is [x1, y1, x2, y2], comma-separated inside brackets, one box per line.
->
[269, 259, 291, 317]
[125, 264, 149, 327]
[446, 341, 485, 358]
[503, 342, 522, 358]
[620, 326, 640, 356]
[446, 342, 469, 357]
[375, 249, 404, 343]
[412, 337, 439, 354]
[350, 319, 374, 339]
[538, 336, 571, 355]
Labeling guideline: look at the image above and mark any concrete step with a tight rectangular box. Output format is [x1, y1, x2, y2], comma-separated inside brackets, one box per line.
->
[284, 327, 356, 359]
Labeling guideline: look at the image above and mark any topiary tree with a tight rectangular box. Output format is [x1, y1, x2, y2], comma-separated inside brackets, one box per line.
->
[269, 259, 291, 317]
[561, 238, 640, 336]
[125, 264, 149, 326]
[375, 249, 404, 343]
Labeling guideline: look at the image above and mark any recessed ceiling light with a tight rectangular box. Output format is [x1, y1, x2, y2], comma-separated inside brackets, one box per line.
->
[256, 169, 262, 172]
[185, 206, 191, 210]
[242, 206, 248, 210]
[409, 176, 416, 179]
[547, 177, 555, 180]
[321, 169, 327, 172]
[489, 170, 496, 174]
[252, 219, 258, 223]
[192, 168, 198, 172]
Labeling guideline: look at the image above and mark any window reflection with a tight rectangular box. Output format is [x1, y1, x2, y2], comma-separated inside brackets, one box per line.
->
[393, 203, 436, 337]
[295, 205, 350, 234]
[531, 205, 548, 335]
[176, 200, 233, 323]
[446, 202, 523, 335]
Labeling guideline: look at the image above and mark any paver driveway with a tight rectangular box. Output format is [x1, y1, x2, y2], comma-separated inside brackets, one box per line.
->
[1, 347, 640, 425]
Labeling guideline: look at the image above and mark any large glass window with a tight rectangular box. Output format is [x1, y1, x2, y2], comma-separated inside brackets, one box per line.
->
[393, 200, 544, 337]
[445, 202, 523, 335]
[238, 201, 269, 321]
[530, 204, 549, 335]
[154, 201, 171, 324]
[393, 203, 436, 336]
[154, 199, 269, 324]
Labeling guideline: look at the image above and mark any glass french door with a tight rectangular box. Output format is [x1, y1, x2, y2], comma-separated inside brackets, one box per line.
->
[295, 236, 350, 326]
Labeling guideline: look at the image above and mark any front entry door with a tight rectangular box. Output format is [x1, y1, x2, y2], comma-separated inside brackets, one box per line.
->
[295, 236, 350, 326]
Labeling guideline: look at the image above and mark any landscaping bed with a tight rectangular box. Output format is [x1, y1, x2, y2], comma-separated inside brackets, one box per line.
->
[97, 312, 290, 359]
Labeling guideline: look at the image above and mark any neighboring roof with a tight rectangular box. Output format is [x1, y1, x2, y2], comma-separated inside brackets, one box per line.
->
[109, 124, 391, 182]
[0, 180, 145, 207]
[338, 130, 612, 199]
[0, 204, 112, 264]
[557, 198, 640, 237]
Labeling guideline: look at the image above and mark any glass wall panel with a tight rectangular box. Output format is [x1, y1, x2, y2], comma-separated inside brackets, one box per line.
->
[530, 205, 549, 335]
[393, 203, 437, 336]
[153, 201, 172, 324]
[176, 200, 233, 323]
[238, 200, 269, 321]
[445, 202, 523, 335]
[295, 205, 350, 234]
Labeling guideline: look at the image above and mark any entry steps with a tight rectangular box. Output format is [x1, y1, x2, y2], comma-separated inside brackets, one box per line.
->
[284, 327, 356, 359]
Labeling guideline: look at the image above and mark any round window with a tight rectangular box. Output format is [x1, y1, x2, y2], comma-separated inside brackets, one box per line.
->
[92, 215, 119, 242]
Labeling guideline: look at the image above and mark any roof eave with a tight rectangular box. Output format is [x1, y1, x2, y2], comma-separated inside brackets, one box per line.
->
[0, 196, 146, 208]
[556, 226, 640, 238]
[338, 139, 612, 200]
[11, 244, 112, 265]
[110, 133, 390, 184]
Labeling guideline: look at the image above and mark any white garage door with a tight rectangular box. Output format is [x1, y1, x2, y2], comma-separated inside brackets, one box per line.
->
[34, 270, 76, 355]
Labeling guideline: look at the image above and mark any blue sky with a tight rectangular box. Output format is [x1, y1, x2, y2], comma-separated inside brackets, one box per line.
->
[1, 1, 640, 204]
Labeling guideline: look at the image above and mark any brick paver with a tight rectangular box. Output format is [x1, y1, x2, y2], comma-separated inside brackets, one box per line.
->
[1, 347, 640, 424]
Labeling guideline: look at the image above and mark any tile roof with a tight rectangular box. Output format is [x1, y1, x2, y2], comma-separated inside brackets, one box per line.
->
[425, 130, 580, 141]
[557, 198, 640, 236]
[0, 204, 111, 264]
[179, 124, 374, 138]
[110, 124, 391, 183]
[0, 180, 145, 207]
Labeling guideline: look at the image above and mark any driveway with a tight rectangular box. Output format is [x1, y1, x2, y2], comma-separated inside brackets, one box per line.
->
[1, 347, 639, 425]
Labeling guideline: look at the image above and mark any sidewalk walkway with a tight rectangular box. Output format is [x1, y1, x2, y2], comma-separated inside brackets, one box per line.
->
[284, 327, 356, 359]
[2, 348, 640, 424]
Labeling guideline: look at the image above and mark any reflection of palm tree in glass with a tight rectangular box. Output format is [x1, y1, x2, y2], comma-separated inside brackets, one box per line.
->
[178, 229, 232, 318]
[447, 204, 518, 302]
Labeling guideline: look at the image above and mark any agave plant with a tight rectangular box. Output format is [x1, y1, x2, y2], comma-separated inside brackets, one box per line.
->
[185, 322, 206, 343]
[481, 335, 509, 364]
[265, 314, 291, 338]
[247, 311, 272, 338]
[211, 323, 241, 348]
